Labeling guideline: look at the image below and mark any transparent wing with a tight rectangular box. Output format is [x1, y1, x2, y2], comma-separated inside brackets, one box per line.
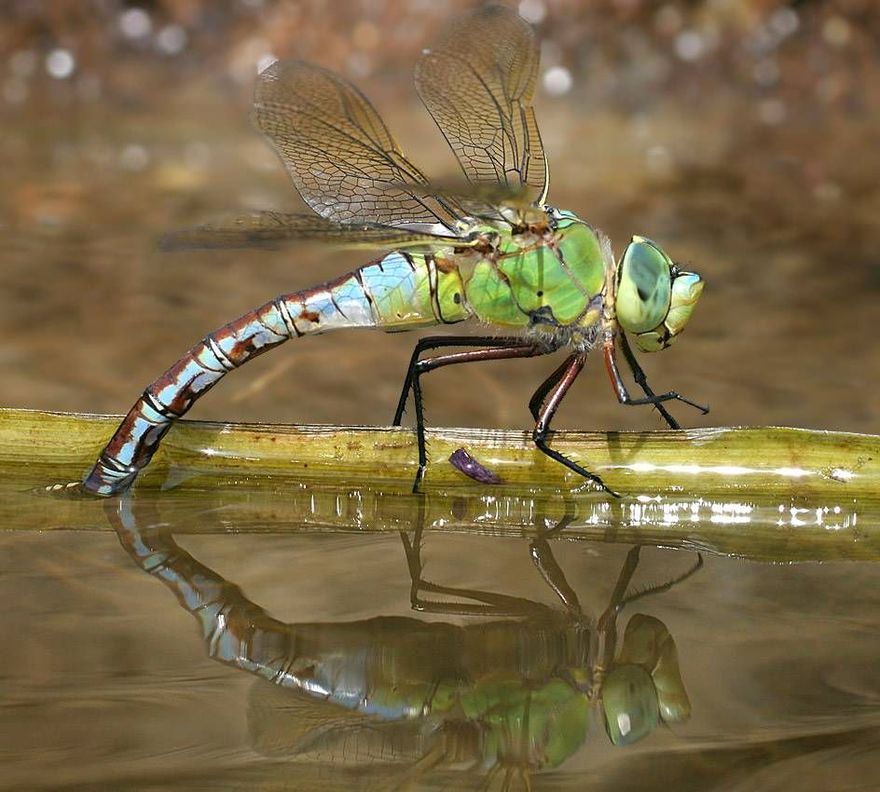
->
[415, 5, 548, 205]
[160, 211, 465, 252]
[249, 681, 429, 764]
[392, 178, 534, 219]
[253, 60, 465, 231]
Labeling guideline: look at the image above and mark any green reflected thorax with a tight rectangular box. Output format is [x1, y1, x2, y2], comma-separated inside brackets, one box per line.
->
[459, 672, 589, 768]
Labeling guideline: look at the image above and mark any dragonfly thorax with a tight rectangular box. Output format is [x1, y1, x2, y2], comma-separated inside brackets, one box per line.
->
[459, 210, 607, 339]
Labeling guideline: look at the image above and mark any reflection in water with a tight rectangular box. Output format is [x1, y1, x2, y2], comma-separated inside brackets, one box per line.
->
[107, 497, 701, 788]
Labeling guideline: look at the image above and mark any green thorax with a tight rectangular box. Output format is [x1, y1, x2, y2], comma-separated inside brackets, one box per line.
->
[453, 211, 606, 329]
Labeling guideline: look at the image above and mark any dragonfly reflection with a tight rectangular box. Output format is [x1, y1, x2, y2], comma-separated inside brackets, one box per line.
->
[108, 498, 701, 788]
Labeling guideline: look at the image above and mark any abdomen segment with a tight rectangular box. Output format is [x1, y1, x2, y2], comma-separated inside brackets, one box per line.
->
[83, 251, 468, 496]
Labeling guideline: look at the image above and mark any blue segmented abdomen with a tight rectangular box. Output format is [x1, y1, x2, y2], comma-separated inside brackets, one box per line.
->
[82, 250, 470, 496]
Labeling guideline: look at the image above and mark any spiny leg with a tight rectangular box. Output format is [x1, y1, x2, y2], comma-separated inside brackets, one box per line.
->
[524, 503, 584, 616]
[393, 335, 536, 425]
[399, 338, 549, 492]
[597, 547, 703, 668]
[527, 356, 572, 422]
[596, 546, 643, 667]
[531, 352, 621, 498]
[529, 535, 583, 618]
[616, 553, 704, 609]
[605, 333, 709, 429]
[618, 334, 679, 429]
[399, 508, 555, 618]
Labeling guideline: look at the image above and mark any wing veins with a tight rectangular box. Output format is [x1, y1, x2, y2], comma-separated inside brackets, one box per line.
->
[255, 60, 467, 230]
[414, 5, 546, 202]
[264, 102, 455, 229]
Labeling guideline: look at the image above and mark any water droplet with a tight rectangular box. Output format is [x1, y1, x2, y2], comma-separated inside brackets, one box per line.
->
[822, 16, 851, 47]
[352, 21, 380, 51]
[813, 181, 841, 204]
[120, 144, 150, 171]
[674, 30, 705, 61]
[654, 4, 683, 36]
[118, 7, 153, 39]
[769, 7, 799, 38]
[542, 66, 572, 96]
[346, 52, 372, 79]
[757, 98, 786, 126]
[157, 25, 188, 55]
[752, 58, 780, 87]
[518, 0, 546, 25]
[46, 49, 75, 80]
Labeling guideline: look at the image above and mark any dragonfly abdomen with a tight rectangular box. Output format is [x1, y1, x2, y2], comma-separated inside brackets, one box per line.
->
[356, 250, 470, 331]
[82, 250, 468, 495]
[277, 250, 469, 336]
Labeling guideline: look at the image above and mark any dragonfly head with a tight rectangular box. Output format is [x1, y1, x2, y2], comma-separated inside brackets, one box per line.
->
[601, 613, 692, 746]
[615, 236, 703, 353]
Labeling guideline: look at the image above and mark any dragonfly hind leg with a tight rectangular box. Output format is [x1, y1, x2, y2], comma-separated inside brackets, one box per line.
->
[393, 336, 547, 492]
[530, 352, 621, 498]
[392, 335, 543, 425]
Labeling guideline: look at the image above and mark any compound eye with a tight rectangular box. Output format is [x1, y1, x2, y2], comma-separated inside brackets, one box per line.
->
[602, 665, 660, 746]
[665, 272, 703, 337]
[616, 237, 672, 334]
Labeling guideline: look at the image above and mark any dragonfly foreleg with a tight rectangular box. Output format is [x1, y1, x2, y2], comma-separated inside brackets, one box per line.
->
[395, 336, 546, 492]
[596, 547, 703, 670]
[529, 535, 584, 619]
[531, 352, 621, 498]
[596, 546, 642, 668]
[605, 334, 709, 429]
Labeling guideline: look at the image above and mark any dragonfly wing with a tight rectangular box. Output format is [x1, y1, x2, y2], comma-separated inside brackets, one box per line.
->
[160, 211, 465, 251]
[391, 179, 539, 224]
[249, 681, 428, 763]
[415, 5, 548, 205]
[254, 60, 464, 231]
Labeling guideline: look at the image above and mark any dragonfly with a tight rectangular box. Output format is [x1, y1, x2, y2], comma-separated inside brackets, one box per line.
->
[83, 4, 706, 498]
[108, 496, 702, 785]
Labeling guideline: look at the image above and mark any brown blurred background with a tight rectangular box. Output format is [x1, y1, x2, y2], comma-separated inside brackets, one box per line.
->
[1, 0, 878, 435]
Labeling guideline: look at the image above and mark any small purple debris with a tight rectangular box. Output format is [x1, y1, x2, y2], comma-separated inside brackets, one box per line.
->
[449, 447, 503, 485]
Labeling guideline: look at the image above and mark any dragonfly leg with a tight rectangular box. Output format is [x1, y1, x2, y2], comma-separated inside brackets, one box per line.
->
[605, 333, 710, 429]
[529, 534, 584, 618]
[596, 546, 642, 668]
[531, 352, 621, 497]
[393, 335, 534, 425]
[397, 337, 548, 492]
[400, 516, 555, 617]
[527, 357, 572, 422]
[597, 547, 703, 669]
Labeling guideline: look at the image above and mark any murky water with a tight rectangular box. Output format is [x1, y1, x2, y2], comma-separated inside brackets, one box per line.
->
[1, 2, 879, 789]
[2, 483, 879, 791]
